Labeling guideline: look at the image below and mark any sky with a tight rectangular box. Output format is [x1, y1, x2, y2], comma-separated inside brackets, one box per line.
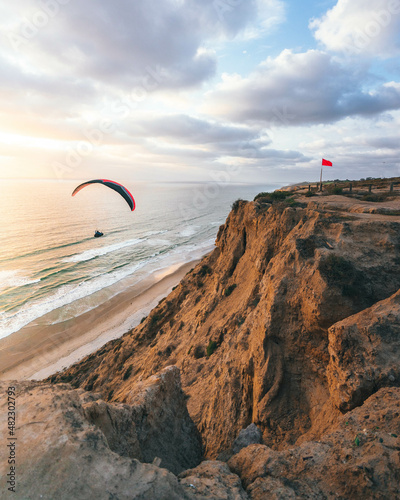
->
[1, 0, 400, 184]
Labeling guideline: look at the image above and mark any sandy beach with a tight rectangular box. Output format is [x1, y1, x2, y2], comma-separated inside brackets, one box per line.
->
[0, 259, 200, 381]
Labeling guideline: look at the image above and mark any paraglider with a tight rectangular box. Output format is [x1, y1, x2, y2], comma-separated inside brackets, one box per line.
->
[72, 179, 135, 211]
[72, 179, 135, 237]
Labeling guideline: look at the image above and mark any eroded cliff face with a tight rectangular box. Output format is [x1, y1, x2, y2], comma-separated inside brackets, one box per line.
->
[0, 371, 213, 500]
[50, 195, 400, 462]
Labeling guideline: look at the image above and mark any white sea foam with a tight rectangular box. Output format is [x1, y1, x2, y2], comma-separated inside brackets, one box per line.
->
[0, 238, 215, 339]
[179, 226, 198, 237]
[63, 238, 144, 263]
[146, 239, 172, 247]
[143, 230, 168, 237]
[0, 270, 40, 292]
[0, 260, 149, 339]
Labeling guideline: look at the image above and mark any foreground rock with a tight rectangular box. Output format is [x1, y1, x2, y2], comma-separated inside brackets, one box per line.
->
[229, 387, 400, 499]
[0, 368, 203, 499]
[83, 365, 202, 475]
[179, 461, 249, 499]
[2, 378, 399, 499]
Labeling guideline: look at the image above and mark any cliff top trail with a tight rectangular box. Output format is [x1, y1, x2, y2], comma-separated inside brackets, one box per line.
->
[49, 189, 400, 460]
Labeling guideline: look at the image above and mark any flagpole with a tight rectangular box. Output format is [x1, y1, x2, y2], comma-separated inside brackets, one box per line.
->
[320, 166, 323, 191]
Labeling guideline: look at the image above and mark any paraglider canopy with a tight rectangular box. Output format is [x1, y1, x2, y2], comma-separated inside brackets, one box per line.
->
[72, 179, 135, 211]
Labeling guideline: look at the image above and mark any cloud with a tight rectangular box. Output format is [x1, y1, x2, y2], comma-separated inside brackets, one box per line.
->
[0, 0, 287, 148]
[2, 1, 399, 184]
[126, 113, 278, 160]
[228, 0, 286, 40]
[204, 49, 400, 126]
[366, 135, 400, 150]
[3, 0, 284, 93]
[136, 114, 267, 143]
[309, 0, 400, 59]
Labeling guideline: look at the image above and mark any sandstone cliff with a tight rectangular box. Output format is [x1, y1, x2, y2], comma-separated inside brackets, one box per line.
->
[10, 192, 400, 498]
[51, 195, 400, 455]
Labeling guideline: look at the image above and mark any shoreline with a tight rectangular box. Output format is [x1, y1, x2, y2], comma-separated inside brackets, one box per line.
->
[0, 259, 202, 381]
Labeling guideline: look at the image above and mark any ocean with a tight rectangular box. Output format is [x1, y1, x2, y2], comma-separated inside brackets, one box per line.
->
[0, 179, 279, 341]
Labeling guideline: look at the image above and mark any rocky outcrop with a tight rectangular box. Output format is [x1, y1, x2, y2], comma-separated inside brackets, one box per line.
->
[327, 289, 400, 412]
[232, 423, 263, 455]
[0, 382, 191, 499]
[179, 461, 249, 499]
[3, 379, 398, 499]
[82, 365, 202, 474]
[228, 387, 400, 499]
[51, 195, 400, 461]
[0, 369, 204, 499]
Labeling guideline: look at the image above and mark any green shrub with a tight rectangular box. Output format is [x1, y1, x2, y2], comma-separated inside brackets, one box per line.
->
[149, 313, 161, 327]
[197, 265, 211, 277]
[254, 191, 270, 201]
[206, 340, 218, 357]
[305, 191, 316, 197]
[361, 193, 384, 202]
[224, 284, 237, 296]
[326, 185, 343, 195]
[285, 198, 303, 208]
[232, 199, 245, 211]
[254, 191, 290, 202]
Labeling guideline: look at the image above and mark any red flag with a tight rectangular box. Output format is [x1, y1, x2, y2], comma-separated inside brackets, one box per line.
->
[322, 158, 333, 166]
